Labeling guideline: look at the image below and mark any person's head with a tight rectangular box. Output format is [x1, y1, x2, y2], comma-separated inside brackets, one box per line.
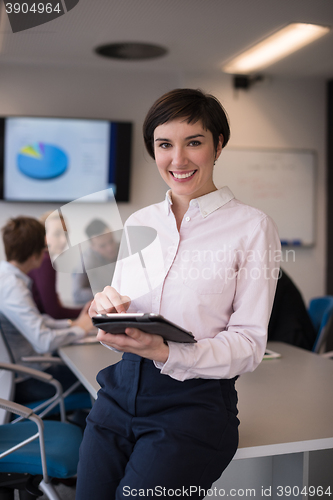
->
[142, 88, 230, 203]
[2, 216, 45, 264]
[41, 211, 68, 257]
[143, 88, 230, 160]
[85, 219, 118, 261]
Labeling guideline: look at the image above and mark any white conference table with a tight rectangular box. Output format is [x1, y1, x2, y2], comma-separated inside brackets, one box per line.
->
[59, 341, 333, 497]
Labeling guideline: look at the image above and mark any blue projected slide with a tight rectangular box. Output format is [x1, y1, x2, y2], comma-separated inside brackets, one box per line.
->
[3, 116, 131, 202]
[17, 142, 68, 180]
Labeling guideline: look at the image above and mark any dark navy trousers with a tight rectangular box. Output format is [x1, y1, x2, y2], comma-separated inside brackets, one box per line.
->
[76, 353, 239, 500]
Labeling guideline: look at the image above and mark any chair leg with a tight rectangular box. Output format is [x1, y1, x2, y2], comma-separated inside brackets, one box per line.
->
[38, 481, 62, 500]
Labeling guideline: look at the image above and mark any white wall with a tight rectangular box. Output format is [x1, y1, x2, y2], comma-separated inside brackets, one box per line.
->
[183, 72, 327, 304]
[0, 64, 326, 304]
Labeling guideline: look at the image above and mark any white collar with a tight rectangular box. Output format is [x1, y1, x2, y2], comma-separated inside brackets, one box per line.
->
[164, 186, 234, 218]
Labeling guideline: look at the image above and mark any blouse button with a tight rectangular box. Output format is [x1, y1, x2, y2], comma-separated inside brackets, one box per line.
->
[185, 216, 191, 222]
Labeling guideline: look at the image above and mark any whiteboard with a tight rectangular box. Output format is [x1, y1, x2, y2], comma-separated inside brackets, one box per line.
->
[213, 148, 316, 246]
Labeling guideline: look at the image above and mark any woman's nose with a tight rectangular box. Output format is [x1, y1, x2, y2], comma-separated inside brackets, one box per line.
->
[171, 147, 188, 167]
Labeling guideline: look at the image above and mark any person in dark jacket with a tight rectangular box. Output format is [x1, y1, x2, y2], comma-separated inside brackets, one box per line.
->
[268, 268, 316, 350]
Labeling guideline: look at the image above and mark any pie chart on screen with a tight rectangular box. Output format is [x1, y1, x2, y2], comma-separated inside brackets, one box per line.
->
[17, 142, 68, 179]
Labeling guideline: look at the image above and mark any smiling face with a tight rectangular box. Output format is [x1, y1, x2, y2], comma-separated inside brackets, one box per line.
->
[154, 119, 223, 206]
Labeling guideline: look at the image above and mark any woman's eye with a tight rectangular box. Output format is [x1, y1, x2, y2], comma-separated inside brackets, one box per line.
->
[159, 142, 171, 149]
[188, 140, 201, 146]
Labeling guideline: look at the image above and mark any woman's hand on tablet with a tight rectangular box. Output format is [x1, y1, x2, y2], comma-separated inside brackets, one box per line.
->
[90, 286, 169, 363]
[89, 286, 131, 316]
[97, 326, 169, 364]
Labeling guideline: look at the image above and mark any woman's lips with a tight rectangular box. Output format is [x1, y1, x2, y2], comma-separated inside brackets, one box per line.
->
[170, 170, 197, 181]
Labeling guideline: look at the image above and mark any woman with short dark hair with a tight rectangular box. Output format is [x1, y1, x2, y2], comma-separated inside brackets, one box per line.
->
[143, 88, 230, 158]
[76, 89, 281, 500]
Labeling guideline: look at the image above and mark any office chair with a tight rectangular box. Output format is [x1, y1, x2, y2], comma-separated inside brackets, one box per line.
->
[308, 296, 333, 353]
[0, 314, 92, 418]
[0, 362, 82, 500]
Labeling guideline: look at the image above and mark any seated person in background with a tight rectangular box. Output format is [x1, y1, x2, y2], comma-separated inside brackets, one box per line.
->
[268, 268, 317, 350]
[29, 210, 86, 319]
[72, 218, 119, 304]
[0, 216, 93, 404]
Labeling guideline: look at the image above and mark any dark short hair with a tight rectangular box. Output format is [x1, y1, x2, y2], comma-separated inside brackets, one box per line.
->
[143, 88, 230, 159]
[2, 216, 45, 263]
[85, 219, 109, 238]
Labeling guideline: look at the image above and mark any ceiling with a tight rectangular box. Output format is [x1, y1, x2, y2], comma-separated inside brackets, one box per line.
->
[0, 0, 333, 78]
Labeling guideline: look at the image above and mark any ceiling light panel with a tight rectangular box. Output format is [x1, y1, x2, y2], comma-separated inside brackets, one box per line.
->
[222, 23, 330, 74]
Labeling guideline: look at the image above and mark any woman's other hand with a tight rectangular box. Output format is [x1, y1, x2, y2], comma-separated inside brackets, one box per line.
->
[89, 286, 131, 316]
[97, 327, 169, 364]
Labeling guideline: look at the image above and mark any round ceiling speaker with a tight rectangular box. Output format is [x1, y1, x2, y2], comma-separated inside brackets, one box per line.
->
[95, 42, 168, 60]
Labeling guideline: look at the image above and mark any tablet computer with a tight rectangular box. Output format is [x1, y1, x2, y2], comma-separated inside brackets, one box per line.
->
[92, 313, 196, 343]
